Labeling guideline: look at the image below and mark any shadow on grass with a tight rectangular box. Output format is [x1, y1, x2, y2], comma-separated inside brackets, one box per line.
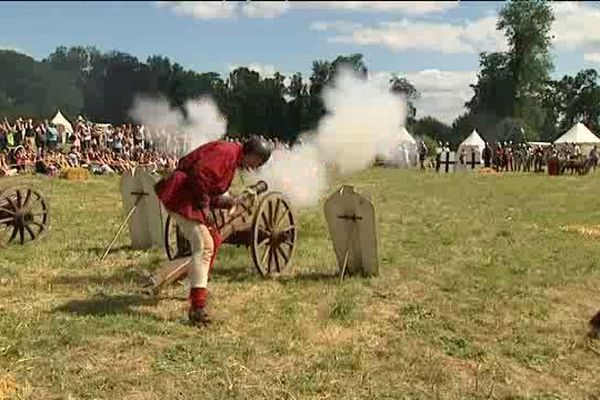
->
[76, 244, 134, 256]
[213, 264, 256, 282]
[53, 293, 161, 320]
[52, 267, 149, 287]
[278, 270, 340, 285]
[212, 264, 339, 284]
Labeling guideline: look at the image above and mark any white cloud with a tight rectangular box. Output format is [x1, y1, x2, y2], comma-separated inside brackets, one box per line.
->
[292, 1, 458, 15]
[584, 53, 600, 64]
[240, 2, 290, 19]
[157, 1, 236, 20]
[551, 2, 600, 50]
[158, 1, 458, 20]
[309, 20, 363, 32]
[312, 2, 600, 55]
[323, 16, 506, 54]
[370, 70, 477, 124]
[405, 70, 477, 124]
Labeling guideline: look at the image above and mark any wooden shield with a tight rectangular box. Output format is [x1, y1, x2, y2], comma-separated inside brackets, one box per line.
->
[138, 169, 166, 248]
[120, 168, 165, 249]
[324, 185, 378, 277]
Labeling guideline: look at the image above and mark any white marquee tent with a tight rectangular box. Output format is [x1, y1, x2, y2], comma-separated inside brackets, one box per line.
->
[376, 126, 417, 167]
[456, 129, 485, 169]
[399, 126, 416, 144]
[554, 122, 600, 144]
[51, 110, 73, 143]
[457, 129, 485, 154]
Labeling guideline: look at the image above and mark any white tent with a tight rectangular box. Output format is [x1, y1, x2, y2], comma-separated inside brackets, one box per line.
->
[456, 129, 485, 169]
[375, 127, 417, 168]
[399, 126, 416, 144]
[51, 110, 73, 144]
[554, 122, 600, 144]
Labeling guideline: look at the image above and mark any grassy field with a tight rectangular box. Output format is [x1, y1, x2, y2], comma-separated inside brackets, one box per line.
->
[1, 168, 600, 399]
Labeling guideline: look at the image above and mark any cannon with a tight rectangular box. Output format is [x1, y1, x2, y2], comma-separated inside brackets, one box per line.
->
[149, 180, 297, 293]
[0, 181, 50, 247]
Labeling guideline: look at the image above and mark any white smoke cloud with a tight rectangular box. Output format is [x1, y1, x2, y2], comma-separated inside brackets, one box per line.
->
[315, 67, 407, 175]
[129, 95, 183, 130]
[129, 68, 408, 209]
[251, 144, 327, 209]
[128, 95, 226, 152]
[181, 97, 227, 148]
[250, 67, 408, 208]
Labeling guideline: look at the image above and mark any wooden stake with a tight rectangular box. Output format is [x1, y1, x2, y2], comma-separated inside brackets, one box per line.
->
[101, 192, 144, 261]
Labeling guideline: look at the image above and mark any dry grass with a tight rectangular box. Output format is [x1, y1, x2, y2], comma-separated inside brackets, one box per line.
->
[1, 168, 600, 399]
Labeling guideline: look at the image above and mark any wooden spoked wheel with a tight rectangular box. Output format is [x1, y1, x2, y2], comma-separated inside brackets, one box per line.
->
[164, 214, 192, 260]
[0, 185, 50, 246]
[250, 192, 297, 276]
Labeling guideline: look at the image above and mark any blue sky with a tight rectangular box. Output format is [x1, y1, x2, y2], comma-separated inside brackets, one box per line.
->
[1, 1, 599, 123]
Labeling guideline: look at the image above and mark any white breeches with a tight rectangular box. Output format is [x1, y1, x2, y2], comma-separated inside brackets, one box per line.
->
[171, 213, 214, 288]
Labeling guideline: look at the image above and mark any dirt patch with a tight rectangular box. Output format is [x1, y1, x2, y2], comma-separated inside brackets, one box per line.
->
[0, 374, 18, 399]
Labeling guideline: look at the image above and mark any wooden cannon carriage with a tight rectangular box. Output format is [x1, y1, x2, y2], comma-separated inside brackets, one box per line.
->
[149, 180, 297, 294]
[0, 180, 50, 247]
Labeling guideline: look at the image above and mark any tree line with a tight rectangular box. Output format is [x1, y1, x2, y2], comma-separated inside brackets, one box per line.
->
[0, 0, 598, 146]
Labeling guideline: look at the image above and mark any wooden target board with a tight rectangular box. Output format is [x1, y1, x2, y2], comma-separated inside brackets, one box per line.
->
[119, 168, 165, 249]
[324, 185, 379, 278]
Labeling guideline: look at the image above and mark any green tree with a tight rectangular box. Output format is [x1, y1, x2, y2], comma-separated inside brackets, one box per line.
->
[0, 50, 82, 118]
[464, 0, 554, 138]
[498, 0, 554, 118]
[413, 116, 453, 146]
[390, 74, 419, 123]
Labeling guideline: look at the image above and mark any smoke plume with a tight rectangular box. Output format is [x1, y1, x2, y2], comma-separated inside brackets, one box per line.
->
[128, 67, 408, 209]
[129, 95, 226, 152]
[250, 142, 327, 209]
[249, 67, 408, 208]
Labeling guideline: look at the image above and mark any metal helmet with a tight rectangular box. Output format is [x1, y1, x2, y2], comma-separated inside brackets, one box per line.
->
[242, 135, 272, 164]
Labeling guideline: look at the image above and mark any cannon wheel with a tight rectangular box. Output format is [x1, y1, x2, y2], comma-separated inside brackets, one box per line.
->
[164, 214, 192, 260]
[0, 184, 49, 247]
[250, 192, 297, 276]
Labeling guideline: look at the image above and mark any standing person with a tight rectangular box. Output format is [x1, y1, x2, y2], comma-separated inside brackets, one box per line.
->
[482, 142, 492, 168]
[589, 145, 598, 171]
[435, 141, 442, 172]
[495, 143, 504, 171]
[459, 148, 466, 168]
[574, 142, 582, 160]
[46, 122, 59, 151]
[418, 141, 427, 170]
[505, 141, 514, 171]
[154, 136, 272, 326]
[24, 119, 36, 151]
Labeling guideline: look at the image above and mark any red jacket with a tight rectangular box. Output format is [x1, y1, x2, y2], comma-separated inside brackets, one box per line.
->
[155, 140, 243, 229]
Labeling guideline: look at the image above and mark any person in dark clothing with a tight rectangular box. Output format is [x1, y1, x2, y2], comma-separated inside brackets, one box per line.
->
[482, 142, 492, 168]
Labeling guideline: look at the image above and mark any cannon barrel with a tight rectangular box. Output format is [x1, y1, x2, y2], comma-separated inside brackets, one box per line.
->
[249, 180, 268, 195]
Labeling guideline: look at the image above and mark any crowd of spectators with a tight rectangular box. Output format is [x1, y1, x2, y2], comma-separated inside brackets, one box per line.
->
[0, 115, 292, 177]
[0, 115, 188, 177]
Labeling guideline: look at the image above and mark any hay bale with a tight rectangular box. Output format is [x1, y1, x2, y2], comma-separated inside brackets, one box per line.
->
[60, 167, 90, 181]
[477, 167, 500, 176]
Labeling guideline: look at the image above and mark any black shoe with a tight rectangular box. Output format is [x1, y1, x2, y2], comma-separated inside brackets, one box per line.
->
[188, 306, 211, 326]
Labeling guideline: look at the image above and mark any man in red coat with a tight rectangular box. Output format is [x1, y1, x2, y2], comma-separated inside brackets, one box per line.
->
[154, 136, 271, 326]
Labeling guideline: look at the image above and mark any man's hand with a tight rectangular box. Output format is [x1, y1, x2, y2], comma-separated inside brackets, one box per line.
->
[241, 187, 258, 207]
[227, 196, 243, 216]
